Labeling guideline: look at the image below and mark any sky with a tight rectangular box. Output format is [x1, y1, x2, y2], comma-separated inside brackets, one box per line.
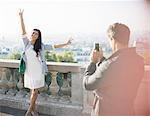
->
[0, 0, 150, 41]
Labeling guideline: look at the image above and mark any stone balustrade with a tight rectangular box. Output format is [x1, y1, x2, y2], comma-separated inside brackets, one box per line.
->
[0, 59, 150, 116]
[0, 59, 85, 116]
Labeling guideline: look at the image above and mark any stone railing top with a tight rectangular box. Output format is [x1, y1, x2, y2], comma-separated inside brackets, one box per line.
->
[0, 59, 81, 73]
[0, 59, 149, 72]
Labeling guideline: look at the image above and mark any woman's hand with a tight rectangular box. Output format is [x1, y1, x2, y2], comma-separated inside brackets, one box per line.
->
[66, 37, 73, 45]
[19, 9, 24, 16]
[19, 9, 26, 35]
[53, 37, 73, 48]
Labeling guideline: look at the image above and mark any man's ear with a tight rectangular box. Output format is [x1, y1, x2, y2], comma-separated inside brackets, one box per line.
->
[110, 37, 113, 41]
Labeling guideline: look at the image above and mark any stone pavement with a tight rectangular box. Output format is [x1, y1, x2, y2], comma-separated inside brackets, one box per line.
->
[0, 112, 13, 116]
[0, 106, 50, 116]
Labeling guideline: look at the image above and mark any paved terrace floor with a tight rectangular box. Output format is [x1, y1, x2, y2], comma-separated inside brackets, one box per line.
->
[0, 106, 52, 116]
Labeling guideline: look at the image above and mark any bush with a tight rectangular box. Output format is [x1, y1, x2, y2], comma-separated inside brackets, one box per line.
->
[45, 51, 76, 63]
[7, 52, 21, 60]
[7, 51, 76, 63]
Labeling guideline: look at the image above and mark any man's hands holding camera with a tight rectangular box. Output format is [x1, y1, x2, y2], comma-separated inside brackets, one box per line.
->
[91, 47, 103, 64]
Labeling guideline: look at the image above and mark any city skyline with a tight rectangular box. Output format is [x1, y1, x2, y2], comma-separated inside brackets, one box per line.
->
[0, 0, 150, 42]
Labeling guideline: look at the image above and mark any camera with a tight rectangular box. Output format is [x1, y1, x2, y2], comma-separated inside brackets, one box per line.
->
[94, 43, 100, 51]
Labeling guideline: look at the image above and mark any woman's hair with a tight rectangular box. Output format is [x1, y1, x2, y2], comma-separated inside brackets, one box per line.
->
[107, 23, 130, 45]
[33, 29, 42, 57]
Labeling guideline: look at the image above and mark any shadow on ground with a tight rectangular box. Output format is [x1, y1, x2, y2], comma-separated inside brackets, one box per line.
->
[0, 106, 52, 116]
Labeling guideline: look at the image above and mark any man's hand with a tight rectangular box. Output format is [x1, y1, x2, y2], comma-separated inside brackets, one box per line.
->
[91, 48, 103, 64]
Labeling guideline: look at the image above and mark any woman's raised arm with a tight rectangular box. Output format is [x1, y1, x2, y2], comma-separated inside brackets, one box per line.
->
[54, 37, 73, 48]
[19, 9, 26, 35]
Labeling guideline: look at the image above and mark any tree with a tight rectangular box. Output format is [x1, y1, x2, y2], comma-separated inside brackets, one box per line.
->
[45, 51, 76, 63]
[8, 52, 21, 60]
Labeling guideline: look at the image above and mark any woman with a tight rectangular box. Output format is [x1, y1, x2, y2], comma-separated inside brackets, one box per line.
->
[19, 9, 72, 116]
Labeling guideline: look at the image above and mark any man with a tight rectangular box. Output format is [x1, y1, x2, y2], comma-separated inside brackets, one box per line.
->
[83, 23, 144, 116]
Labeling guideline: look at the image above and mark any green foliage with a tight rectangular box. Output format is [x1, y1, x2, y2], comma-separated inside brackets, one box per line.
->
[6, 50, 76, 63]
[45, 51, 58, 62]
[45, 51, 75, 63]
[7, 52, 21, 60]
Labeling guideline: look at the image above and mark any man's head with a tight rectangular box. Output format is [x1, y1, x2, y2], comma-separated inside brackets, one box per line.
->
[107, 23, 130, 51]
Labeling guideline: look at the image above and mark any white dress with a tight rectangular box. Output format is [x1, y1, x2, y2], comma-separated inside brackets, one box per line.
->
[24, 45, 45, 89]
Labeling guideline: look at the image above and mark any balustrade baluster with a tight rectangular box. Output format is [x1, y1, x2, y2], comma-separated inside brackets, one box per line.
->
[0, 68, 9, 94]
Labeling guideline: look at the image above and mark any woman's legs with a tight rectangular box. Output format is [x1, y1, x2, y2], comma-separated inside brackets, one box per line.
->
[30, 89, 38, 111]
[25, 89, 39, 116]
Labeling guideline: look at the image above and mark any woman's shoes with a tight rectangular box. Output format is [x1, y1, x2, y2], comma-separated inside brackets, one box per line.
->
[25, 110, 39, 116]
[25, 110, 32, 116]
[31, 111, 39, 116]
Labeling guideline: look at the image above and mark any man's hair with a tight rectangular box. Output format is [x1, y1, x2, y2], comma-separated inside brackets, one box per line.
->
[107, 23, 130, 45]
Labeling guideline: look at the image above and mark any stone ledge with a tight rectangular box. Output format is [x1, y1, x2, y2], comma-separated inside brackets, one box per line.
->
[0, 59, 81, 73]
[0, 94, 83, 116]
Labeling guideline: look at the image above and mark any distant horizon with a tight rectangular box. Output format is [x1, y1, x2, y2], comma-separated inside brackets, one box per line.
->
[1, 0, 150, 40]
[0, 29, 148, 43]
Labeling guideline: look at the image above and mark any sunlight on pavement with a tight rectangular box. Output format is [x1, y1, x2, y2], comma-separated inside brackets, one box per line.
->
[0, 112, 13, 116]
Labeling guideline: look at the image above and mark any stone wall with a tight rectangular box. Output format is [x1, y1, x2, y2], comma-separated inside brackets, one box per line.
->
[0, 59, 86, 116]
